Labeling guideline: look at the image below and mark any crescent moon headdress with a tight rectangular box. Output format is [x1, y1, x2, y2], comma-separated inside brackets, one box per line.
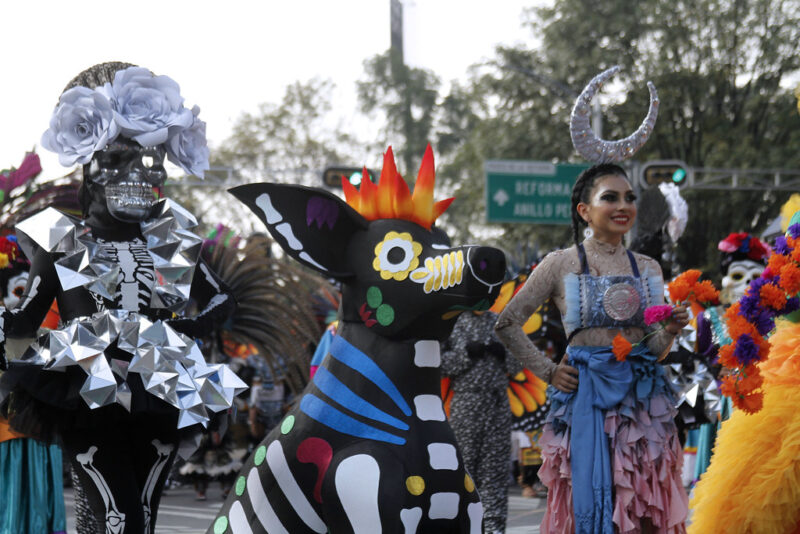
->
[570, 66, 659, 163]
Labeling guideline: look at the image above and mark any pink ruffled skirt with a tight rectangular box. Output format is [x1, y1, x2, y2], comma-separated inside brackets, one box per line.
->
[539, 390, 688, 533]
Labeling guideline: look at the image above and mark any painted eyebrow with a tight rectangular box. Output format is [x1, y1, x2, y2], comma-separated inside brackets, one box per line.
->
[598, 189, 634, 196]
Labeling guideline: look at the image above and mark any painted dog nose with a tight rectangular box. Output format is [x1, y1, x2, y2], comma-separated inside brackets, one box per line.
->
[468, 246, 506, 286]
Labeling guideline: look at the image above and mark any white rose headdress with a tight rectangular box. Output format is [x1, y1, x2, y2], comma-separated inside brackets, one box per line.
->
[41, 62, 209, 178]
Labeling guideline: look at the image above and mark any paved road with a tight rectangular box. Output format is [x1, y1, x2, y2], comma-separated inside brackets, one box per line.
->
[65, 484, 546, 533]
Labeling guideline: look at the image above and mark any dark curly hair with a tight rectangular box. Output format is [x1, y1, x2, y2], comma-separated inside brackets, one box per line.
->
[63, 61, 137, 93]
[570, 163, 629, 246]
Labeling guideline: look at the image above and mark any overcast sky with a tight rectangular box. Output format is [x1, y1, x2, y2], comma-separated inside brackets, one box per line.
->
[1, 0, 537, 178]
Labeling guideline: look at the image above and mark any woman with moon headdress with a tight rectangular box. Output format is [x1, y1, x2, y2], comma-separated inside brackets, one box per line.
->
[0, 62, 246, 534]
[496, 67, 689, 533]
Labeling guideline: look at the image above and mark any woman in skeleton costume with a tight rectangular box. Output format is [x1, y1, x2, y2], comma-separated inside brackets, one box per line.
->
[0, 233, 67, 534]
[495, 67, 690, 533]
[0, 62, 245, 534]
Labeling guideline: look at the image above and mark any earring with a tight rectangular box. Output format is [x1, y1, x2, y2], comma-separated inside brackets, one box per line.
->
[583, 227, 594, 239]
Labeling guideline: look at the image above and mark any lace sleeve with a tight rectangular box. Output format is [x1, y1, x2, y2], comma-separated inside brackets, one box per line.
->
[494, 252, 561, 383]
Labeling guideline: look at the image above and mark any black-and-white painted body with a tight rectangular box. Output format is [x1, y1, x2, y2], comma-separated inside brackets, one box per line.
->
[210, 177, 506, 534]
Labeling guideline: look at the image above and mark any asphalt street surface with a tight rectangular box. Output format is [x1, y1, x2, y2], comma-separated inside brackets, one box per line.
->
[64, 484, 547, 533]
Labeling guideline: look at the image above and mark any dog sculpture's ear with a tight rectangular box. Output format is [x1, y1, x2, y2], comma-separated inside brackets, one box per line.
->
[229, 183, 368, 279]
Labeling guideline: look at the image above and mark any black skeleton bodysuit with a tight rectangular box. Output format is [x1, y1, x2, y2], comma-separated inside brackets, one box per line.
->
[0, 199, 245, 534]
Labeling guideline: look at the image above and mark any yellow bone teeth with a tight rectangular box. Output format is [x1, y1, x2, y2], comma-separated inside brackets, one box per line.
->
[411, 251, 464, 294]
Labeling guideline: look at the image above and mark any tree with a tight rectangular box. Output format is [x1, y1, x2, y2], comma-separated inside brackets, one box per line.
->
[436, 0, 800, 276]
[214, 78, 368, 186]
[357, 50, 441, 177]
[168, 78, 372, 238]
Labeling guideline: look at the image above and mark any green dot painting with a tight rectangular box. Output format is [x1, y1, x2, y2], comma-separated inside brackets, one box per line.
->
[281, 415, 295, 434]
[254, 445, 267, 466]
[213, 516, 228, 534]
[366, 286, 383, 308]
[235, 475, 246, 496]
[376, 304, 395, 326]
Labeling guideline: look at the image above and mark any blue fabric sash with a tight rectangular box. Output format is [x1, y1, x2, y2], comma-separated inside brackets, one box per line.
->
[549, 344, 661, 534]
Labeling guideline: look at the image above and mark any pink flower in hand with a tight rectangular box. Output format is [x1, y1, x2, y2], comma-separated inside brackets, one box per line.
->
[644, 305, 673, 326]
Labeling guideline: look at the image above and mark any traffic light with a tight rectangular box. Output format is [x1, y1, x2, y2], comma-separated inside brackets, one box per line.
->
[322, 167, 375, 188]
[640, 160, 691, 188]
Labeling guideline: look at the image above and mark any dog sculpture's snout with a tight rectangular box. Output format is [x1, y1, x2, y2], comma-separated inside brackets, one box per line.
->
[468, 246, 506, 287]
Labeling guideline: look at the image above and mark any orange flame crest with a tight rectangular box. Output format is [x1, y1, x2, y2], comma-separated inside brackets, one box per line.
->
[342, 145, 454, 230]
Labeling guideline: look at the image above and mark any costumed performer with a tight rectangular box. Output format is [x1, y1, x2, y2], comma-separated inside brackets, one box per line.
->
[688, 218, 800, 533]
[441, 310, 523, 534]
[0, 62, 246, 534]
[495, 66, 690, 533]
[0, 233, 66, 534]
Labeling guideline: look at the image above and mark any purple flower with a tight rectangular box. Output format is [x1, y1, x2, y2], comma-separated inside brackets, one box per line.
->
[738, 277, 769, 319]
[739, 278, 768, 320]
[733, 334, 760, 366]
[774, 235, 790, 255]
[166, 106, 209, 178]
[105, 67, 193, 147]
[751, 309, 776, 336]
[41, 86, 120, 166]
[789, 224, 800, 239]
[782, 296, 800, 315]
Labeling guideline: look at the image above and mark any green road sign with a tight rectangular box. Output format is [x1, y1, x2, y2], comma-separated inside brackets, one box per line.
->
[485, 160, 589, 224]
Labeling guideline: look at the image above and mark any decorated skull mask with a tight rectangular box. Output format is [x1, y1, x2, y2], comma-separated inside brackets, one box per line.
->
[721, 259, 765, 305]
[718, 233, 770, 305]
[40, 61, 209, 223]
[86, 137, 166, 222]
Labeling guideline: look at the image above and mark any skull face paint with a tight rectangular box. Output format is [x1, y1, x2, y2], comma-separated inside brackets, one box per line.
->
[721, 259, 765, 305]
[3, 271, 28, 308]
[87, 137, 166, 222]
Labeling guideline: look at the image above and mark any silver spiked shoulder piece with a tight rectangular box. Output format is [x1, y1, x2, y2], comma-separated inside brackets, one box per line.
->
[570, 66, 659, 163]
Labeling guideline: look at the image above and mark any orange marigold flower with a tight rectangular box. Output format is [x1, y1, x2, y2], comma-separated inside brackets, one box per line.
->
[768, 253, 789, 273]
[612, 333, 632, 362]
[693, 280, 720, 305]
[717, 344, 738, 368]
[788, 235, 799, 249]
[669, 270, 702, 302]
[720, 375, 738, 398]
[779, 263, 800, 295]
[681, 269, 702, 285]
[737, 391, 764, 414]
[726, 313, 757, 341]
[737, 365, 763, 394]
[757, 337, 771, 360]
[791, 246, 800, 264]
[760, 282, 787, 310]
[723, 302, 742, 321]
[668, 280, 691, 303]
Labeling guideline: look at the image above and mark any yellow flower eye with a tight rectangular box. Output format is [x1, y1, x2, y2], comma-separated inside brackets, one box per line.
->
[373, 232, 422, 281]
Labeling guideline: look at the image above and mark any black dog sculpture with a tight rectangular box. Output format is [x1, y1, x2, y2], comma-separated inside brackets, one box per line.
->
[210, 146, 506, 534]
